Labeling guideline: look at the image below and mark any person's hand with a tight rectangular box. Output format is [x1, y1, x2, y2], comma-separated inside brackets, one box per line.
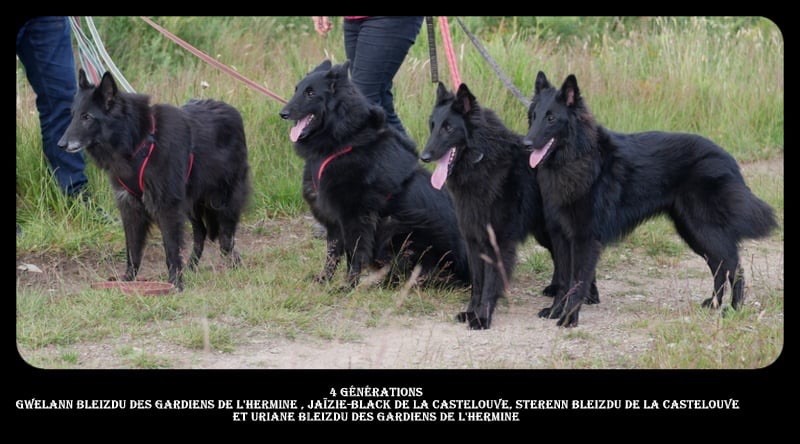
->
[312, 16, 333, 36]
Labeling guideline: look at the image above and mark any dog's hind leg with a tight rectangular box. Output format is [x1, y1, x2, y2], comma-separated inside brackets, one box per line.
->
[670, 207, 742, 309]
[701, 252, 742, 310]
[217, 211, 243, 267]
[188, 204, 207, 270]
[730, 264, 745, 310]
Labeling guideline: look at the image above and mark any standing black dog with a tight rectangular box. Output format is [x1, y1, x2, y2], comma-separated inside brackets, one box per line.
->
[525, 71, 777, 327]
[420, 82, 594, 329]
[279, 60, 469, 287]
[58, 70, 251, 290]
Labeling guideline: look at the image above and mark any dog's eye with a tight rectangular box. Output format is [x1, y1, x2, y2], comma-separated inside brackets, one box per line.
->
[305, 88, 315, 98]
[443, 123, 453, 133]
[547, 114, 555, 123]
[80, 113, 92, 121]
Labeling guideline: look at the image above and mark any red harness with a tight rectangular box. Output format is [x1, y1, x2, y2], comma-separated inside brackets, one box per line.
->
[312, 146, 352, 191]
[117, 114, 195, 198]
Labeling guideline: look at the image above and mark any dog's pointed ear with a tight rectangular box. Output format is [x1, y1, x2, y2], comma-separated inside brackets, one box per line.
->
[325, 61, 350, 93]
[311, 59, 332, 74]
[98, 72, 118, 111]
[559, 74, 580, 107]
[453, 83, 477, 115]
[435, 82, 453, 104]
[78, 68, 93, 89]
[534, 71, 550, 95]
[326, 62, 349, 80]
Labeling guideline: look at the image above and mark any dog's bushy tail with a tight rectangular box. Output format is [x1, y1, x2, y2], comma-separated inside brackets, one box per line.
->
[735, 191, 778, 240]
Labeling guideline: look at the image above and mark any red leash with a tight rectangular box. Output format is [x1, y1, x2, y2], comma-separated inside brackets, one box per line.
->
[139, 16, 287, 104]
[313, 146, 353, 191]
[438, 17, 462, 88]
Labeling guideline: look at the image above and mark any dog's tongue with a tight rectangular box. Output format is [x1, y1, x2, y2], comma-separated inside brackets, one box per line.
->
[529, 138, 554, 169]
[290, 114, 313, 142]
[431, 147, 455, 190]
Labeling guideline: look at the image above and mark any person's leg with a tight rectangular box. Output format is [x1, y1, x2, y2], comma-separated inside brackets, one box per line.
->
[345, 16, 423, 136]
[17, 16, 87, 197]
[343, 18, 361, 66]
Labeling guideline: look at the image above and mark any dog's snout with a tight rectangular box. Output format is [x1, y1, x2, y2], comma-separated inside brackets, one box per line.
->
[419, 151, 432, 163]
[522, 138, 534, 147]
[279, 110, 290, 120]
[57, 134, 67, 149]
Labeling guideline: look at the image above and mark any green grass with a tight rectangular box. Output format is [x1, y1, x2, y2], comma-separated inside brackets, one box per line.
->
[16, 17, 783, 245]
[164, 320, 235, 353]
[638, 288, 783, 368]
[126, 352, 172, 369]
[16, 17, 783, 368]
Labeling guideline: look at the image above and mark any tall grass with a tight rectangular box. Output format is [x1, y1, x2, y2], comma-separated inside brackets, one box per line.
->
[16, 17, 783, 254]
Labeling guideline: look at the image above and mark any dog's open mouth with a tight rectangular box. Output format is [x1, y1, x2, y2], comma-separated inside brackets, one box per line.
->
[430, 147, 456, 190]
[529, 137, 554, 169]
[290, 114, 315, 142]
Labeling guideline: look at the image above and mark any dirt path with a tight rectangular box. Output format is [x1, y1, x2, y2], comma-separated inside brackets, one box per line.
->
[123, 238, 780, 369]
[22, 235, 777, 369]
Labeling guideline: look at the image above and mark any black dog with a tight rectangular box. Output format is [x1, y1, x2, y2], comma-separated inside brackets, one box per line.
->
[420, 82, 595, 329]
[58, 70, 251, 290]
[279, 60, 469, 287]
[525, 72, 777, 327]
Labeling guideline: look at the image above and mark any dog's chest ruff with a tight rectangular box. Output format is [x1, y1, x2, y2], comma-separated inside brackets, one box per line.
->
[116, 114, 195, 198]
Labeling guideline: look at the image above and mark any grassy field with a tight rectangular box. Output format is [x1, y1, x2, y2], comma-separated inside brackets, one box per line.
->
[16, 17, 783, 369]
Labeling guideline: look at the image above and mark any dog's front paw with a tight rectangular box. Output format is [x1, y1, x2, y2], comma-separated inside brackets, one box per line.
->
[171, 279, 184, 292]
[312, 271, 333, 284]
[468, 316, 491, 330]
[456, 311, 490, 329]
[227, 251, 242, 268]
[701, 297, 720, 309]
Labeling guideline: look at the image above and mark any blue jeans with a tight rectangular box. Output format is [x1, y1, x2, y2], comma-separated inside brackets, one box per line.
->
[17, 16, 87, 197]
[344, 16, 423, 137]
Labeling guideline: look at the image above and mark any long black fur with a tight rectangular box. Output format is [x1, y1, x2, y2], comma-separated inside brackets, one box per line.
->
[58, 70, 251, 290]
[279, 60, 469, 288]
[420, 83, 592, 329]
[525, 71, 777, 327]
